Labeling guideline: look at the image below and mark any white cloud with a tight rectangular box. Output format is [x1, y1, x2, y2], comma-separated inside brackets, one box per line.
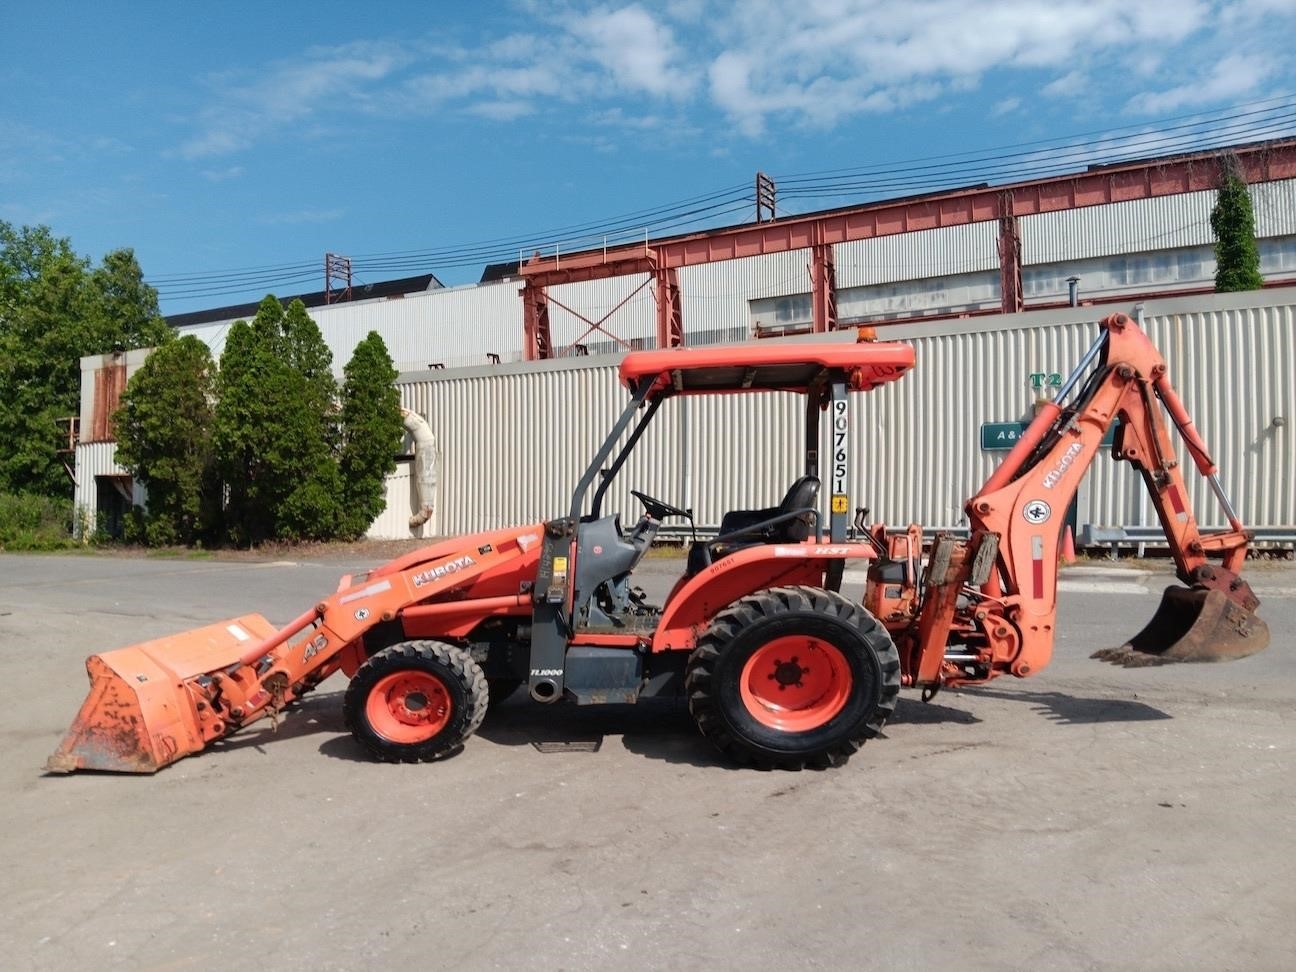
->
[178, 41, 409, 159]
[171, 0, 1296, 158]
[566, 4, 695, 97]
[1042, 70, 1087, 99]
[1127, 53, 1274, 114]
[702, 0, 1219, 133]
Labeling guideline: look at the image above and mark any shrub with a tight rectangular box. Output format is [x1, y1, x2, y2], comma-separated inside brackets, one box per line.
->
[0, 492, 75, 550]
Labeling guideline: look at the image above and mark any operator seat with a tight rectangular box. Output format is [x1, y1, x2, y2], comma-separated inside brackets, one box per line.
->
[686, 475, 821, 576]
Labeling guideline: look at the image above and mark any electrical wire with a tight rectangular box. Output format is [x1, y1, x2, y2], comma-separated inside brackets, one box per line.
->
[151, 96, 1296, 306]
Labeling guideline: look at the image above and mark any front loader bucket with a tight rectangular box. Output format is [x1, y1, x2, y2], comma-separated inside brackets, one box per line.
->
[1091, 586, 1269, 668]
[46, 614, 279, 774]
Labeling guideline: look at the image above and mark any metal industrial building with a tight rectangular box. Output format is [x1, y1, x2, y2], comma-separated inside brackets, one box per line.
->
[74, 140, 1296, 545]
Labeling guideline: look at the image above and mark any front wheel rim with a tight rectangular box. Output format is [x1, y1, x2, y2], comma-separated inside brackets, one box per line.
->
[366, 670, 453, 743]
[739, 635, 852, 731]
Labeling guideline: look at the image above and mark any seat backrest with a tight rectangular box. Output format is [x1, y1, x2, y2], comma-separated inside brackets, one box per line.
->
[777, 475, 820, 541]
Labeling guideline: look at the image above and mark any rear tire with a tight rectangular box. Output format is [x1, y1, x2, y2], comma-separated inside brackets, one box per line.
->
[685, 586, 900, 770]
[344, 641, 488, 763]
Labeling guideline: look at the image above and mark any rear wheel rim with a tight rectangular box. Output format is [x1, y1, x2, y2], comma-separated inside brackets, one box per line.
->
[366, 671, 453, 743]
[739, 635, 851, 731]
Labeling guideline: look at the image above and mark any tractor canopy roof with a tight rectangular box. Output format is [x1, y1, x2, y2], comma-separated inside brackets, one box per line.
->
[618, 339, 915, 397]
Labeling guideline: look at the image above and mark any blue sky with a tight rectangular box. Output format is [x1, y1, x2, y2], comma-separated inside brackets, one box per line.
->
[3, 1, 1295, 313]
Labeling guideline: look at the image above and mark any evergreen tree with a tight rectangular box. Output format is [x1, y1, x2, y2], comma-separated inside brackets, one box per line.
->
[114, 336, 217, 545]
[213, 313, 286, 544]
[277, 298, 342, 540]
[1211, 156, 1264, 293]
[282, 298, 336, 421]
[212, 296, 343, 544]
[0, 223, 169, 497]
[338, 332, 404, 538]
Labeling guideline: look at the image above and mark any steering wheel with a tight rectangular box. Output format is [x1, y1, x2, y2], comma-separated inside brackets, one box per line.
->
[630, 489, 690, 521]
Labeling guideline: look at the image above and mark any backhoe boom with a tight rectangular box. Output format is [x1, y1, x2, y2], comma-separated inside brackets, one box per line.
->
[899, 311, 1268, 685]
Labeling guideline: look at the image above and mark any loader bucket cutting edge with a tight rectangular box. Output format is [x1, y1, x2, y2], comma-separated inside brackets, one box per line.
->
[45, 613, 280, 775]
[1091, 586, 1269, 668]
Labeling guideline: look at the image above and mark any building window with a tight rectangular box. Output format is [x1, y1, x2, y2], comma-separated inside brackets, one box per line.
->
[1260, 236, 1296, 273]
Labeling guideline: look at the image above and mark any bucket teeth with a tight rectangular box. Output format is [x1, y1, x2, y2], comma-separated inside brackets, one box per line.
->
[1092, 586, 1270, 667]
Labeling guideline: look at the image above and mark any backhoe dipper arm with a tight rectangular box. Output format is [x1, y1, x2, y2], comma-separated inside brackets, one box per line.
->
[910, 312, 1261, 685]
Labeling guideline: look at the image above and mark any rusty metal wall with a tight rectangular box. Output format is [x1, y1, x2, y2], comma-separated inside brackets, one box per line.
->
[393, 287, 1295, 540]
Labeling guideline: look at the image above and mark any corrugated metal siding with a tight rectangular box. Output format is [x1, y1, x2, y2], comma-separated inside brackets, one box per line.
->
[1087, 303, 1295, 530]
[847, 317, 1124, 528]
[682, 250, 815, 301]
[1023, 180, 1296, 266]
[835, 223, 999, 287]
[175, 281, 524, 373]
[1022, 191, 1216, 264]
[72, 441, 144, 532]
[396, 288, 1296, 539]
[680, 252, 816, 345]
[366, 459, 439, 540]
[1252, 178, 1296, 237]
[547, 274, 658, 352]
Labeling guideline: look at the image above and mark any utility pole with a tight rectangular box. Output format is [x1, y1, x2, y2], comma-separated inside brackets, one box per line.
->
[324, 253, 352, 304]
[756, 172, 777, 222]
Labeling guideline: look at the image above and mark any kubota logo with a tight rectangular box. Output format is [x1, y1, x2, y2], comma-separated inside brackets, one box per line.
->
[1042, 442, 1083, 489]
[411, 554, 476, 588]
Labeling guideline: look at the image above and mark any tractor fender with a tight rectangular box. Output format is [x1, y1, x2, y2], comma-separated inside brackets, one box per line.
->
[651, 542, 875, 653]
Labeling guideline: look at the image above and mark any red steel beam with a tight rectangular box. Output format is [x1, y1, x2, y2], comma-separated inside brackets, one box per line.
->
[810, 241, 837, 333]
[521, 139, 1296, 288]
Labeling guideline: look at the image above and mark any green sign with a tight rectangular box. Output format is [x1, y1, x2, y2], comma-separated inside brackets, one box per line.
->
[981, 421, 1029, 451]
[980, 420, 1117, 452]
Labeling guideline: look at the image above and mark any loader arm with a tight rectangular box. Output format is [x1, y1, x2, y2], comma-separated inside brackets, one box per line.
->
[903, 312, 1267, 687]
[47, 525, 544, 773]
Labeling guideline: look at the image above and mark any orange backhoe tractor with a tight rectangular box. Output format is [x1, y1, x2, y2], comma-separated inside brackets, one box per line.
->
[48, 312, 1269, 774]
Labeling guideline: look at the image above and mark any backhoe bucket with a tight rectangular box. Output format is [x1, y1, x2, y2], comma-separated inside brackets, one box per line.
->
[1091, 586, 1269, 667]
[46, 614, 279, 774]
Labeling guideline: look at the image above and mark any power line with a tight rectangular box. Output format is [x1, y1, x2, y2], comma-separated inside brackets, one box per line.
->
[776, 112, 1296, 200]
[776, 93, 1296, 182]
[152, 97, 1296, 305]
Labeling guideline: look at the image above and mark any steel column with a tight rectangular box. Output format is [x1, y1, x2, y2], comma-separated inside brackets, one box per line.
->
[997, 195, 1023, 315]
[811, 242, 838, 333]
[655, 266, 684, 349]
[521, 282, 552, 361]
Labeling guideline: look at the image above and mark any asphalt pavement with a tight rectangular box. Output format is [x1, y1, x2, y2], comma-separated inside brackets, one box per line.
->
[1, 550, 1293, 971]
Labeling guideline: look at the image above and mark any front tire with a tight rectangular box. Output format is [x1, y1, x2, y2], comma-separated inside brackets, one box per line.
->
[685, 586, 900, 770]
[344, 641, 488, 763]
